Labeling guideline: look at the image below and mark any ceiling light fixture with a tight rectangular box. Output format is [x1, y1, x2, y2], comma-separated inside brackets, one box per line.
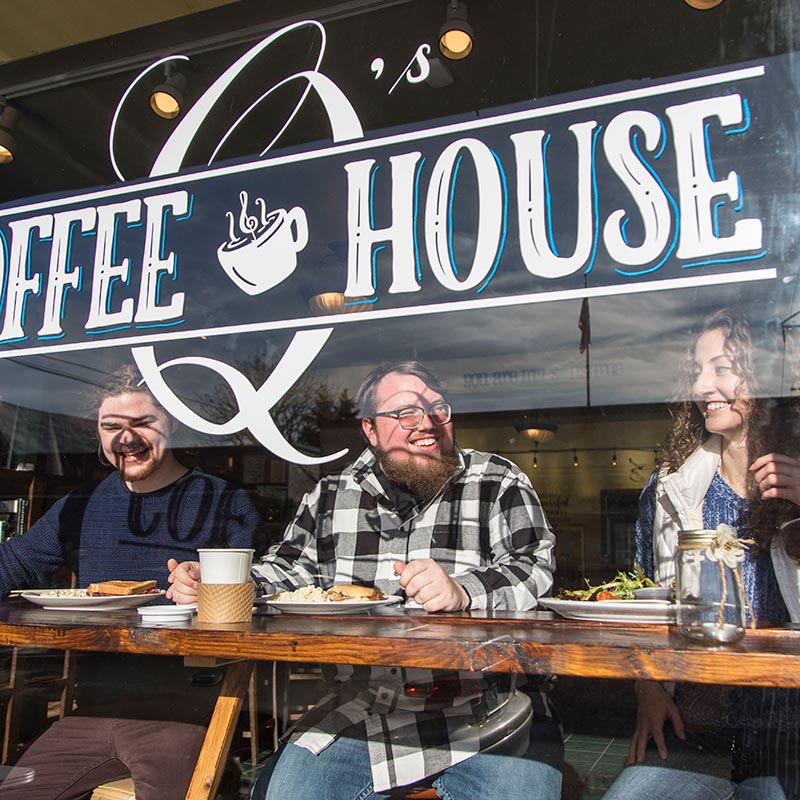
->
[573, 450, 579, 468]
[514, 423, 557, 444]
[684, 0, 725, 8]
[307, 292, 369, 315]
[149, 63, 187, 120]
[425, 57, 455, 88]
[439, 0, 474, 61]
[611, 449, 618, 467]
[0, 101, 19, 165]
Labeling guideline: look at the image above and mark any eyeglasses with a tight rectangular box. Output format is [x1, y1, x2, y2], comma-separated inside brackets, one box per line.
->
[372, 401, 452, 430]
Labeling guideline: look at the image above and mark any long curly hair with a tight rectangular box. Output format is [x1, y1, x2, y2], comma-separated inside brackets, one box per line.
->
[661, 309, 800, 556]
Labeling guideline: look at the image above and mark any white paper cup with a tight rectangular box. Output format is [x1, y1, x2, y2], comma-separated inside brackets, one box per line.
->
[197, 548, 254, 584]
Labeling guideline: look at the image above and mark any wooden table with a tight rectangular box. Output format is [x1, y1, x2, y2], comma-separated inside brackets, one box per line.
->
[1, 600, 799, 798]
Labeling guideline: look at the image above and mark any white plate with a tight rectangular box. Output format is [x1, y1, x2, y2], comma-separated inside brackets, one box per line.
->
[632, 587, 673, 601]
[263, 595, 403, 615]
[138, 605, 195, 623]
[538, 597, 676, 624]
[20, 590, 165, 611]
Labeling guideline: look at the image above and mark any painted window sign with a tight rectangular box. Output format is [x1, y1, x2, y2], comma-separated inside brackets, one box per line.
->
[0, 20, 793, 463]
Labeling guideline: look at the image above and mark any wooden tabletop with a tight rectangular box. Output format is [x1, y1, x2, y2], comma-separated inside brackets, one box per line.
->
[2, 600, 800, 687]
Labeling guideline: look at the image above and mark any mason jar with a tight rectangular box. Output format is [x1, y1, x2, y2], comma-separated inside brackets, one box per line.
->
[675, 528, 746, 645]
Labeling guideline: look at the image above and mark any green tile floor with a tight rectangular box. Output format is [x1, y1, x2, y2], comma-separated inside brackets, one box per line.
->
[562, 734, 630, 800]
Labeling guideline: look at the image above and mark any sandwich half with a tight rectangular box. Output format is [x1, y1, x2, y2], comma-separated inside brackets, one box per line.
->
[86, 580, 157, 596]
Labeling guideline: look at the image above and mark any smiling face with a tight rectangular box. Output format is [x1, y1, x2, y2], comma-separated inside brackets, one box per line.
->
[361, 371, 457, 496]
[97, 391, 181, 491]
[692, 328, 753, 445]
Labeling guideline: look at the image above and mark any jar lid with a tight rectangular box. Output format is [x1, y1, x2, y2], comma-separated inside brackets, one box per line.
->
[677, 529, 716, 547]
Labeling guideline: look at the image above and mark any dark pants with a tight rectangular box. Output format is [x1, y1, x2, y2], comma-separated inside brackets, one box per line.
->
[0, 716, 206, 800]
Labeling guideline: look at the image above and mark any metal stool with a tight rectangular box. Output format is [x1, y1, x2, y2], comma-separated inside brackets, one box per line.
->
[389, 688, 533, 799]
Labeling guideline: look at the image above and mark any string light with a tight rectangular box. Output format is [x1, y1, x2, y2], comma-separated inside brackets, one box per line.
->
[501, 445, 661, 470]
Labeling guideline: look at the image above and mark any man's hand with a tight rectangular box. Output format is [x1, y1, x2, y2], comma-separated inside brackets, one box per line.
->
[627, 680, 685, 765]
[750, 453, 800, 505]
[393, 559, 469, 612]
[166, 558, 200, 604]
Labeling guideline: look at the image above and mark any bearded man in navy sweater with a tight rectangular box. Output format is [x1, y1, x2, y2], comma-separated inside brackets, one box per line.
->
[0, 366, 264, 800]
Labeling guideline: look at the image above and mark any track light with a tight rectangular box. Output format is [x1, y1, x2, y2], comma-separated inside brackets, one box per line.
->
[149, 63, 187, 120]
[533, 444, 539, 469]
[439, 0, 474, 60]
[0, 101, 19, 165]
[611, 449, 617, 467]
[573, 450, 579, 468]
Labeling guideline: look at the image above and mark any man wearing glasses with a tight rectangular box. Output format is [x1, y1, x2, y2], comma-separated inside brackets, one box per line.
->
[171, 360, 560, 800]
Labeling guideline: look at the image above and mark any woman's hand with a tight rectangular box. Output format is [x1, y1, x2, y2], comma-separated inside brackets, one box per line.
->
[627, 680, 685, 765]
[750, 453, 800, 506]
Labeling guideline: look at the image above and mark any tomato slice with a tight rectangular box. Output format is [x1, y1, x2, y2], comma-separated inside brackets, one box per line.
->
[595, 590, 617, 601]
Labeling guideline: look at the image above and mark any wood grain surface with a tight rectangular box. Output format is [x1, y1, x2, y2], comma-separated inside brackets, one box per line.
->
[1, 601, 799, 687]
[185, 660, 252, 800]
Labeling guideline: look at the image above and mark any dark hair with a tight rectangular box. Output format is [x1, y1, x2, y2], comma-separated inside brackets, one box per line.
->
[354, 361, 447, 418]
[661, 309, 800, 555]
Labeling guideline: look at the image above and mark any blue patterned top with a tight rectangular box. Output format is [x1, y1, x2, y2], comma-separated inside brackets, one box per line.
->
[637, 466, 799, 737]
[635, 468, 789, 625]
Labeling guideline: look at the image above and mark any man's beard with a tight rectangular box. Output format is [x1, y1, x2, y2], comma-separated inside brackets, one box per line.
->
[377, 445, 459, 499]
[112, 445, 156, 483]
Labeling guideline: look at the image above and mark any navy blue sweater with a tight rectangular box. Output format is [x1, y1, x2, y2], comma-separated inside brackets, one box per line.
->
[0, 468, 264, 596]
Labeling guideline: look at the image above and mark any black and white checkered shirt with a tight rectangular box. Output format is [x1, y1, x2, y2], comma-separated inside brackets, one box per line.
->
[252, 447, 556, 790]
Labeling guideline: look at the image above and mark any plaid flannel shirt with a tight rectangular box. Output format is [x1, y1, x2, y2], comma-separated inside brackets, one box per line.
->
[252, 447, 556, 791]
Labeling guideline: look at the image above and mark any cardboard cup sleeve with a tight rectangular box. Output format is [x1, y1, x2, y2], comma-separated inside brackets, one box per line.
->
[197, 581, 256, 623]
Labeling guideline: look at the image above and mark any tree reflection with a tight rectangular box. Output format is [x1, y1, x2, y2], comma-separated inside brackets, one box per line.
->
[199, 349, 355, 452]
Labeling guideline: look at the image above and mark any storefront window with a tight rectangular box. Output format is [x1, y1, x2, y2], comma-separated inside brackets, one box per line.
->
[0, 0, 797, 795]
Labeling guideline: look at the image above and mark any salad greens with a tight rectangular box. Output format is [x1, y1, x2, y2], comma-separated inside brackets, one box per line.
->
[557, 566, 659, 601]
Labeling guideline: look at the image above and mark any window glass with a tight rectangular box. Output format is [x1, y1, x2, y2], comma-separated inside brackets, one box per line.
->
[0, 0, 798, 794]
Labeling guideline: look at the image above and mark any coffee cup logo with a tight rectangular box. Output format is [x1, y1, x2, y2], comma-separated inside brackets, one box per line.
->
[217, 191, 309, 295]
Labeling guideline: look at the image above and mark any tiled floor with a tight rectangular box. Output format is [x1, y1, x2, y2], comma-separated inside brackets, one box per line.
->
[562, 734, 630, 800]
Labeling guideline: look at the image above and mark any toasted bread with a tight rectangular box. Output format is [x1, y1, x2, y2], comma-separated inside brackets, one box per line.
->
[86, 580, 157, 596]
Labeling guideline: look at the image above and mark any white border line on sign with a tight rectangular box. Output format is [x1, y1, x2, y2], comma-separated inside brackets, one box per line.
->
[0, 267, 777, 360]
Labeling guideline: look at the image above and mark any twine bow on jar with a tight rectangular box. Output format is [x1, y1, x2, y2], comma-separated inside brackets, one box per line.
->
[703, 524, 756, 630]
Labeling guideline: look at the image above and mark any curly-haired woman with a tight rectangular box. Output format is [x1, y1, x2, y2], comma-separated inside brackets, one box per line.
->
[603, 309, 800, 800]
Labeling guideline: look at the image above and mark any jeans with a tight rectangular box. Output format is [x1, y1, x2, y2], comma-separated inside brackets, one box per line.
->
[252, 718, 563, 800]
[602, 728, 790, 800]
[602, 766, 787, 800]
